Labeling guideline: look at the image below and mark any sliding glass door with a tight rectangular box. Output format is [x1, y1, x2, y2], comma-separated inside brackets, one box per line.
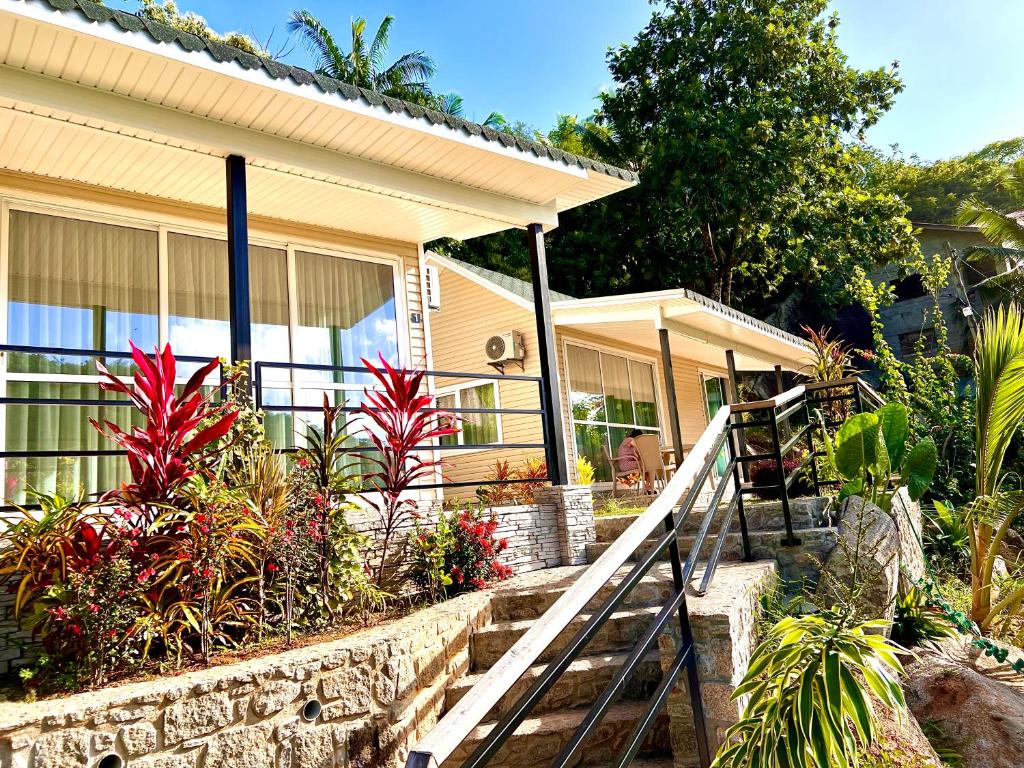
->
[1, 205, 403, 504]
[565, 342, 661, 483]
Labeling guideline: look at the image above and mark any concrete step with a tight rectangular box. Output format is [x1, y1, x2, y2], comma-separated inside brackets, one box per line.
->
[471, 606, 662, 672]
[594, 497, 831, 543]
[446, 651, 663, 720]
[584, 528, 838, 589]
[441, 701, 671, 768]
[492, 571, 673, 623]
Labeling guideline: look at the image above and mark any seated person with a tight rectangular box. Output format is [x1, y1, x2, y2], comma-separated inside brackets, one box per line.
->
[617, 429, 654, 493]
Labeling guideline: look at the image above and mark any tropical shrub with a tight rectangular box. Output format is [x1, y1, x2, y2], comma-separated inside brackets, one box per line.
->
[478, 456, 551, 506]
[91, 342, 238, 511]
[410, 506, 512, 598]
[359, 356, 457, 586]
[924, 500, 970, 572]
[749, 457, 813, 499]
[800, 324, 858, 384]
[890, 587, 957, 649]
[819, 401, 938, 511]
[576, 456, 596, 485]
[712, 613, 907, 768]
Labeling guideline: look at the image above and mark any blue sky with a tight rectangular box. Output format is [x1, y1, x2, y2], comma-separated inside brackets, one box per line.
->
[115, 1, 1023, 161]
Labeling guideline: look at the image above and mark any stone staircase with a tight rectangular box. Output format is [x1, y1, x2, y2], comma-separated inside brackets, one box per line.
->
[437, 495, 833, 768]
[586, 496, 837, 590]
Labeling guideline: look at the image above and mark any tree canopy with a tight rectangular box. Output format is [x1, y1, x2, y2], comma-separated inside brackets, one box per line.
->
[862, 137, 1024, 224]
[439, 0, 918, 330]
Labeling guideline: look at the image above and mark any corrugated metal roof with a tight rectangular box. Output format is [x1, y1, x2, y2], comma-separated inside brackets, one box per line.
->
[444, 257, 576, 303]
[26, 0, 637, 186]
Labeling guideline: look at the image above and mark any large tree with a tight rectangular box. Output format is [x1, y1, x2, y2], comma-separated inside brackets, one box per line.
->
[441, 1, 917, 329]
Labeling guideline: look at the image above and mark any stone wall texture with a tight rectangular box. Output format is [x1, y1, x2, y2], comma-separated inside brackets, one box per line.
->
[0, 588, 496, 768]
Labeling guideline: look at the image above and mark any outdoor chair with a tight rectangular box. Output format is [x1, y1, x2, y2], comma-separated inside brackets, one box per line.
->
[634, 434, 673, 492]
[601, 444, 642, 497]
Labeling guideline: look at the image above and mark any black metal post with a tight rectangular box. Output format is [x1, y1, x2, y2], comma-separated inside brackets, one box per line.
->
[725, 350, 748, 481]
[769, 411, 800, 546]
[226, 155, 252, 365]
[661, 506, 712, 768]
[804, 399, 822, 498]
[659, 328, 685, 468]
[728, 419, 753, 561]
[527, 223, 568, 486]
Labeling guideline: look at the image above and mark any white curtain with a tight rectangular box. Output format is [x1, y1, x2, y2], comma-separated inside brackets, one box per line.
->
[601, 353, 632, 425]
[168, 233, 230, 363]
[5, 211, 158, 503]
[566, 344, 605, 422]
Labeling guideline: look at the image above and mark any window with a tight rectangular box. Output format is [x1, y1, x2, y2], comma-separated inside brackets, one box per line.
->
[565, 343, 661, 483]
[436, 381, 501, 448]
[899, 327, 937, 357]
[890, 274, 927, 302]
[701, 374, 729, 477]
[1, 205, 405, 503]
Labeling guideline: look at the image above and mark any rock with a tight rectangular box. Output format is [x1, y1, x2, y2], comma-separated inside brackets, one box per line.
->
[291, 727, 336, 768]
[1000, 528, 1024, 566]
[817, 495, 899, 624]
[251, 678, 300, 717]
[321, 666, 372, 714]
[865, 689, 943, 767]
[905, 637, 1024, 768]
[205, 724, 275, 768]
[816, 490, 927, 627]
[31, 730, 89, 768]
[120, 721, 158, 756]
[163, 692, 233, 744]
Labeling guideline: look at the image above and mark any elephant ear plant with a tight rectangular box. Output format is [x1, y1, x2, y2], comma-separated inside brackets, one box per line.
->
[819, 401, 938, 512]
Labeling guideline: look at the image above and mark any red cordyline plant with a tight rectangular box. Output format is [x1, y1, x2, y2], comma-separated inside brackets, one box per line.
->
[91, 342, 239, 510]
[359, 355, 457, 586]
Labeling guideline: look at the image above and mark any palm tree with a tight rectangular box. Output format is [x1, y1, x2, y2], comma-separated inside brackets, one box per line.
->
[956, 158, 1024, 298]
[287, 11, 436, 103]
[965, 303, 1024, 630]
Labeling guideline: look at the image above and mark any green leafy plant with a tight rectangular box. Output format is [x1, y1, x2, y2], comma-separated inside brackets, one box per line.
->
[712, 613, 907, 768]
[409, 506, 512, 598]
[924, 500, 970, 571]
[819, 401, 938, 511]
[890, 587, 957, 649]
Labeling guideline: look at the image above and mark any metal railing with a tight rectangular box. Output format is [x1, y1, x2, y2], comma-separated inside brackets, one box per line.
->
[253, 360, 553, 489]
[407, 376, 881, 768]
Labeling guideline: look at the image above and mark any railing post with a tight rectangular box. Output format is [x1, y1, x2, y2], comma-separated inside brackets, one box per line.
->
[724, 350, 748, 482]
[768, 406, 800, 546]
[728, 415, 753, 561]
[661, 505, 712, 768]
[853, 379, 866, 413]
[527, 223, 568, 486]
[659, 328, 685, 468]
[804, 395, 822, 498]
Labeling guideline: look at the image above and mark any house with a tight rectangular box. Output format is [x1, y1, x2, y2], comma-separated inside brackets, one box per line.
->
[425, 252, 810, 494]
[0, 0, 640, 505]
[871, 221, 1016, 361]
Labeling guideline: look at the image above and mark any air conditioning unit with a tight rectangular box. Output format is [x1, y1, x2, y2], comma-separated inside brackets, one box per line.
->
[424, 264, 442, 311]
[485, 331, 525, 370]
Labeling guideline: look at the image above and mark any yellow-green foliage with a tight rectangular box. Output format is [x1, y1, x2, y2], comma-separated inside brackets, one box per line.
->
[576, 456, 596, 485]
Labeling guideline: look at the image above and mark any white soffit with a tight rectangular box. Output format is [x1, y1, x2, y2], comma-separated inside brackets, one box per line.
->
[0, 2, 636, 242]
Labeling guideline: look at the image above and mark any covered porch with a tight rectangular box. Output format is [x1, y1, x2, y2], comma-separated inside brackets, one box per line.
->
[0, 0, 636, 503]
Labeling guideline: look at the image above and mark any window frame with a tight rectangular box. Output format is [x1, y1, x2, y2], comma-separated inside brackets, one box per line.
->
[434, 378, 504, 451]
[561, 337, 665, 484]
[0, 192, 414, 495]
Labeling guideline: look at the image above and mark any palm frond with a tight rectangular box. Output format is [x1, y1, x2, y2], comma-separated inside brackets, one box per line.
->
[1002, 158, 1024, 202]
[956, 197, 1024, 251]
[286, 10, 349, 81]
[368, 15, 393, 77]
[349, 17, 369, 88]
[482, 111, 507, 130]
[378, 51, 436, 94]
[434, 92, 464, 117]
[975, 303, 1024, 497]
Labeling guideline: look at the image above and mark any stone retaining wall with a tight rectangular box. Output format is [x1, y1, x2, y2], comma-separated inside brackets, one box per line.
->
[0, 587, 497, 768]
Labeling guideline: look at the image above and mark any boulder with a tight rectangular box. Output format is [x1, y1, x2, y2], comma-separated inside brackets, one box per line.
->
[904, 637, 1024, 768]
[864, 691, 943, 768]
[816, 489, 927, 626]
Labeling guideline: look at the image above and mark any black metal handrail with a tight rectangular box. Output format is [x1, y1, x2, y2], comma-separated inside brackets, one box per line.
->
[406, 404, 748, 768]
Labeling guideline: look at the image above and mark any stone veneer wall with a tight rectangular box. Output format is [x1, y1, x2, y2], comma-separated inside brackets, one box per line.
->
[0, 587, 497, 768]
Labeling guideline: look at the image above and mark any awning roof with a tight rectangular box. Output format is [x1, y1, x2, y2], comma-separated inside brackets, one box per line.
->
[0, 1, 636, 243]
[552, 292, 810, 372]
[427, 252, 811, 371]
